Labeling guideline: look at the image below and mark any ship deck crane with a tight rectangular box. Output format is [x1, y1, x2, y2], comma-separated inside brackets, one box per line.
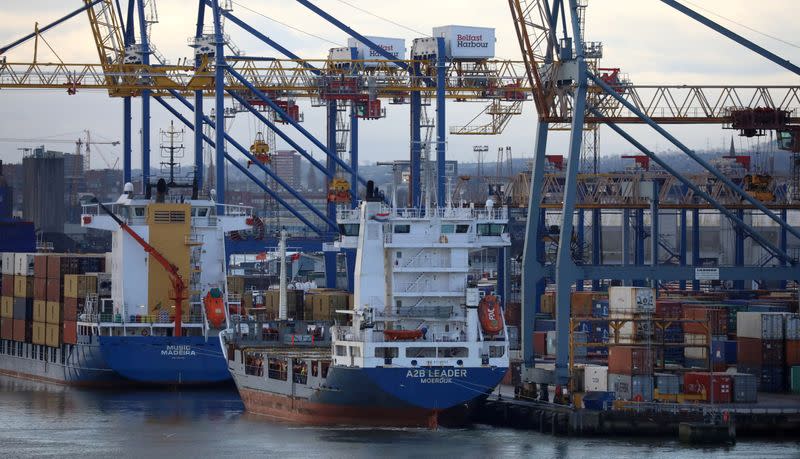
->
[94, 191, 187, 337]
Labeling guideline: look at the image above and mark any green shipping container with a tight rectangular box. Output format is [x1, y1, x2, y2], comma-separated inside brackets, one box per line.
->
[793, 366, 800, 394]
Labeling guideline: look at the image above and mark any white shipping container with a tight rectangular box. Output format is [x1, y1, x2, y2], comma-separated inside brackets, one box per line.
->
[1, 253, 15, 275]
[328, 47, 353, 61]
[347, 36, 405, 66]
[608, 286, 655, 316]
[684, 333, 708, 360]
[546, 330, 557, 356]
[14, 253, 34, 276]
[584, 365, 609, 392]
[736, 312, 785, 340]
[432, 25, 496, 59]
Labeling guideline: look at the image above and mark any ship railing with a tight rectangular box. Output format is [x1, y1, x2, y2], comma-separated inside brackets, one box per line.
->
[88, 313, 206, 325]
[336, 206, 509, 223]
[377, 305, 454, 319]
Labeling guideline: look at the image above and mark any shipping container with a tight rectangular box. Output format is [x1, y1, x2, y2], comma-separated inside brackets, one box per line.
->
[45, 323, 61, 347]
[737, 337, 784, 367]
[737, 364, 785, 393]
[347, 36, 406, 64]
[592, 299, 609, 318]
[655, 299, 682, 319]
[227, 276, 245, 295]
[785, 314, 800, 340]
[535, 319, 556, 331]
[13, 275, 34, 298]
[792, 366, 800, 394]
[1, 253, 15, 275]
[46, 301, 61, 325]
[683, 372, 732, 403]
[571, 292, 606, 317]
[504, 301, 521, 326]
[584, 365, 609, 392]
[730, 372, 758, 403]
[33, 277, 47, 300]
[33, 300, 47, 322]
[608, 346, 654, 375]
[431, 25, 496, 59]
[0, 295, 13, 318]
[32, 321, 46, 345]
[540, 292, 555, 315]
[12, 318, 31, 342]
[608, 286, 655, 316]
[654, 373, 680, 395]
[33, 254, 48, 279]
[786, 339, 800, 367]
[12, 297, 32, 320]
[63, 297, 78, 322]
[608, 373, 654, 401]
[533, 331, 546, 355]
[46, 277, 62, 302]
[13, 253, 34, 276]
[0, 318, 13, 339]
[582, 391, 615, 410]
[1, 274, 13, 296]
[62, 320, 77, 344]
[63, 274, 98, 299]
[736, 312, 784, 339]
[683, 305, 728, 335]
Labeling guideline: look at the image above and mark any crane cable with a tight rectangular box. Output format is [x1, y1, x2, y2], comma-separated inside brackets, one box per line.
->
[231, 1, 344, 47]
[681, 0, 800, 49]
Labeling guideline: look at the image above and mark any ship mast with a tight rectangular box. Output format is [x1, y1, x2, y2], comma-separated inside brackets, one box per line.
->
[278, 229, 288, 320]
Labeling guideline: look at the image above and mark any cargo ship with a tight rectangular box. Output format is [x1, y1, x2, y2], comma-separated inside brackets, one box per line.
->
[223, 182, 511, 427]
[79, 180, 252, 385]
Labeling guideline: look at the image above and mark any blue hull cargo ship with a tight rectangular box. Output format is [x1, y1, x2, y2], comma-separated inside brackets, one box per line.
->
[223, 183, 511, 427]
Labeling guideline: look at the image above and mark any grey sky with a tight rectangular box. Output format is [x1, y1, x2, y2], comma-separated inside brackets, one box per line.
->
[0, 0, 798, 172]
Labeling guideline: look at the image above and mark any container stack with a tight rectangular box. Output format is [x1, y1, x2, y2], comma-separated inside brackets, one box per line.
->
[736, 312, 785, 392]
[1, 252, 16, 340]
[607, 345, 655, 401]
[682, 303, 728, 368]
[304, 289, 351, 321]
[654, 299, 684, 365]
[683, 372, 733, 403]
[32, 254, 48, 346]
[608, 286, 655, 344]
[11, 253, 34, 343]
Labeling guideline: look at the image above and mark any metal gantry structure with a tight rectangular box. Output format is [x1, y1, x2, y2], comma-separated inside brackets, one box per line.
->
[510, 0, 800, 385]
[1, 0, 532, 291]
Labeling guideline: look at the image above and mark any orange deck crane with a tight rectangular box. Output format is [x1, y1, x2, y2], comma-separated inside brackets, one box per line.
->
[94, 193, 187, 337]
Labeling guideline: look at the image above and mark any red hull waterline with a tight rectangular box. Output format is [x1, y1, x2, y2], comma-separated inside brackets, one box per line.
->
[239, 387, 444, 428]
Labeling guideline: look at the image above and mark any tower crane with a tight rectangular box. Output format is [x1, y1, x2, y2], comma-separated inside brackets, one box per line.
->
[0, 131, 120, 170]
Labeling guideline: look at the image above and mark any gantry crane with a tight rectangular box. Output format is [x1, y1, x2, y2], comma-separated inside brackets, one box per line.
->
[509, 0, 800, 389]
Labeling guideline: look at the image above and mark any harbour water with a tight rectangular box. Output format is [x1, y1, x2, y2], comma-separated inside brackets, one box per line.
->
[1, 376, 798, 458]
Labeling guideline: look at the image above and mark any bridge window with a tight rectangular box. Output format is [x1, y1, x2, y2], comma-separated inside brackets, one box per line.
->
[406, 347, 436, 358]
[393, 224, 411, 234]
[489, 346, 505, 358]
[133, 207, 145, 217]
[335, 345, 347, 357]
[477, 224, 506, 236]
[267, 357, 287, 381]
[437, 347, 469, 358]
[292, 359, 308, 384]
[244, 352, 264, 376]
[338, 223, 360, 236]
[456, 224, 470, 234]
[350, 346, 361, 358]
[375, 347, 398, 358]
[441, 224, 455, 234]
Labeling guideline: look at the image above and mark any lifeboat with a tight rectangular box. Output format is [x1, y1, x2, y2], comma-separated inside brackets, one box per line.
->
[383, 329, 424, 341]
[203, 288, 226, 329]
[478, 294, 504, 335]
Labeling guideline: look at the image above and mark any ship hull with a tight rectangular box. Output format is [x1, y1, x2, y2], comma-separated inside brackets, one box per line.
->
[234, 364, 507, 427]
[0, 338, 122, 387]
[99, 335, 230, 385]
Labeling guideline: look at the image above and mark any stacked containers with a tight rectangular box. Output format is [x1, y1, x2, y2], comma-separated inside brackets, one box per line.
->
[32, 254, 48, 346]
[589, 299, 610, 355]
[786, 314, 800, 369]
[682, 304, 728, 368]
[737, 312, 785, 392]
[12, 253, 34, 343]
[62, 273, 98, 345]
[654, 299, 684, 364]
[608, 345, 654, 401]
[608, 287, 655, 344]
[0, 254, 13, 339]
[683, 372, 733, 403]
[654, 373, 681, 396]
[304, 289, 351, 321]
[730, 372, 758, 403]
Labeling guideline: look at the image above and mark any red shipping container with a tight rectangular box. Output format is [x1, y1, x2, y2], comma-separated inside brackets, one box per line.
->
[12, 319, 31, 342]
[504, 302, 521, 327]
[787, 340, 800, 367]
[63, 297, 78, 322]
[608, 346, 654, 375]
[46, 278, 62, 302]
[683, 305, 728, 336]
[34, 255, 49, 279]
[655, 300, 683, 319]
[1, 274, 13, 297]
[534, 331, 547, 355]
[737, 337, 784, 367]
[684, 372, 732, 403]
[571, 292, 605, 317]
[34, 277, 48, 301]
[0, 318, 12, 339]
[62, 320, 77, 344]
